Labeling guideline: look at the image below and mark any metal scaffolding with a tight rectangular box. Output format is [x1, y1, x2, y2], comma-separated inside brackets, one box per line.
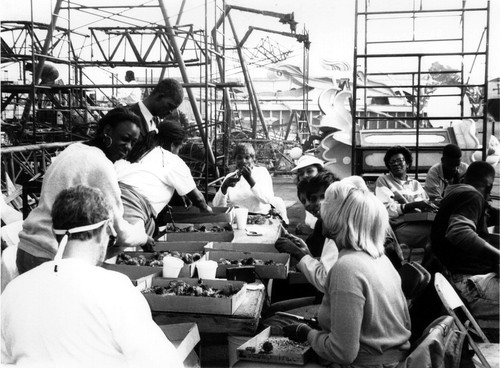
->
[352, 0, 491, 178]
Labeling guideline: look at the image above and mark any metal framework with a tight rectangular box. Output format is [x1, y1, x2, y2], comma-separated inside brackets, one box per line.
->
[352, 0, 491, 178]
[1, 0, 311, 203]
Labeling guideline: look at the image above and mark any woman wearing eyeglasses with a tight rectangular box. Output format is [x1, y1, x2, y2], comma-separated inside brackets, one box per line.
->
[375, 145, 437, 250]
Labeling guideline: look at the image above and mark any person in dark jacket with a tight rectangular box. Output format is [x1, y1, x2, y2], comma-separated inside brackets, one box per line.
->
[431, 161, 499, 320]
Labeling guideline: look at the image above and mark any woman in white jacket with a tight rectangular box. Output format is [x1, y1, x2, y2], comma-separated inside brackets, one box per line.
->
[213, 143, 289, 223]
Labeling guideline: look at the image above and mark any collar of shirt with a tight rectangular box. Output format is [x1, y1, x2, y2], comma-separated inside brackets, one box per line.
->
[389, 171, 410, 185]
[138, 101, 157, 132]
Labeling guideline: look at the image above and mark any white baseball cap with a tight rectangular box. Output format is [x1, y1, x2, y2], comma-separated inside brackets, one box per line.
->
[291, 155, 325, 172]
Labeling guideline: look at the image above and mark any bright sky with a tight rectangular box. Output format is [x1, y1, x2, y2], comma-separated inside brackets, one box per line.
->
[2, 0, 498, 82]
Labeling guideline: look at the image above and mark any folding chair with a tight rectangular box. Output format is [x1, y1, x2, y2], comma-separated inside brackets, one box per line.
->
[434, 272, 499, 368]
[398, 261, 431, 309]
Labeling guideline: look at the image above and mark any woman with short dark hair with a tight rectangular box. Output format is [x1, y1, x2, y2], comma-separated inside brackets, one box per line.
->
[375, 145, 437, 249]
[212, 143, 289, 223]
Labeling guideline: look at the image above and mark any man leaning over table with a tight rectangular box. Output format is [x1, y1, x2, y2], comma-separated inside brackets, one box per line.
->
[1, 185, 183, 368]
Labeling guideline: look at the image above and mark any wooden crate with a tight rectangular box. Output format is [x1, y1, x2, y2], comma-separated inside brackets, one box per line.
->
[139, 277, 247, 315]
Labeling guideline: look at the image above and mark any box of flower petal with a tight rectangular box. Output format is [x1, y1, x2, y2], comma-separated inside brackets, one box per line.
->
[237, 327, 313, 365]
[157, 223, 234, 243]
[205, 250, 290, 279]
[167, 206, 234, 224]
[139, 277, 247, 315]
[109, 248, 205, 278]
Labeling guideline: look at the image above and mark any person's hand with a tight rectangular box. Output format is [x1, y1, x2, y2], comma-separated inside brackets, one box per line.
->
[240, 165, 252, 181]
[282, 233, 312, 255]
[200, 205, 213, 213]
[411, 200, 439, 213]
[275, 238, 307, 261]
[282, 323, 312, 343]
[221, 172, 240, 194]
[141, 236, 155, 252]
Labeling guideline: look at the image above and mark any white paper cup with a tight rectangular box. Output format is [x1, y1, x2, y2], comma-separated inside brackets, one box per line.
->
[162, 256, 184, 278]
[196, 260, 218, 280]
[234, 208, 249, 230]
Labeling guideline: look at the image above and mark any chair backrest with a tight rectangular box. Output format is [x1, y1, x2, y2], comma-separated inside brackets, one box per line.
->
[434, 272, 464, 310]
[399, 261, 431, 302]
[434, 272, 492, 368]
[400, 315, 460, 368]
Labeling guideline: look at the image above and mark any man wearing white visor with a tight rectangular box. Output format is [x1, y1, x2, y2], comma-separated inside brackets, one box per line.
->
[1, 185, 183, 368]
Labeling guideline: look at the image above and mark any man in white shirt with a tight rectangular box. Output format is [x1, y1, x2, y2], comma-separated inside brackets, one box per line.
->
[1, 185, 184, 368]
[115, 70, 142, 106]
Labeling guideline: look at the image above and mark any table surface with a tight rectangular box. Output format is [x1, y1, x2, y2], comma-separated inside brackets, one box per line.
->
[232, 220, 282, 244]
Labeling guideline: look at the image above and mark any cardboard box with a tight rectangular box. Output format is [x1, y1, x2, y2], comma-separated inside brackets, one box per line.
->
[109, 250, 203, 278]
[168, 206, 234, 224]
[159, 322, 200, 362]
[205, 242, 278, 253]
[100, 263, 161, 288]
[139, 277, 247, 315]
[237, 327, 313, 365]
[154, 241, 208, 253]
[206, 250, 290, 279]
[158, 222, 234, 243]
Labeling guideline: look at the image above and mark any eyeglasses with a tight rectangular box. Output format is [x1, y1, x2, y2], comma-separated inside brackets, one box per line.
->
[389, 158, 406, 166]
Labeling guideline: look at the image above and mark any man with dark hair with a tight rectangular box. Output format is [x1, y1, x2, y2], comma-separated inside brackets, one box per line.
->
[126, 78, 184, 155]
[1, 185, 183, 367]
[431, 161, 499, 320]
[126, 78, 184, 161]
[425, 144, 468, 203]
[115, 70, 142, 106]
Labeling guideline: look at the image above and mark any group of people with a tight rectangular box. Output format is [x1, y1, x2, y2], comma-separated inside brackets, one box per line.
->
[269, 143, 498, 367]
[1, 72, 498, 367]
[2, 78, 205, 366]
[1, 76, 295, 366]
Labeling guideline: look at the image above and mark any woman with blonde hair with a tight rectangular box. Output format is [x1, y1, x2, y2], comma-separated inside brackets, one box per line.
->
[284, 187, 410, 367]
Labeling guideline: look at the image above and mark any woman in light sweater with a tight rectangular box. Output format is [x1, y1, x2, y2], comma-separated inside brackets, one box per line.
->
[17, 108, 154, 274]
[283, 187, 411, 367]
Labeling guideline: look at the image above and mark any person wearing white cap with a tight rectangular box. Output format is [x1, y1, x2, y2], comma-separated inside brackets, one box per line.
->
[1, 185, 183, 368]
[291, 155, 325, 230]
[291, 154, 325, 183]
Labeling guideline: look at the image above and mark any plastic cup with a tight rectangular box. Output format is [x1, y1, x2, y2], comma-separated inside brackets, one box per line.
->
[234, 208, 249, 230]
[162, 256, 184, 278]
[196, 260, 218, 280]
